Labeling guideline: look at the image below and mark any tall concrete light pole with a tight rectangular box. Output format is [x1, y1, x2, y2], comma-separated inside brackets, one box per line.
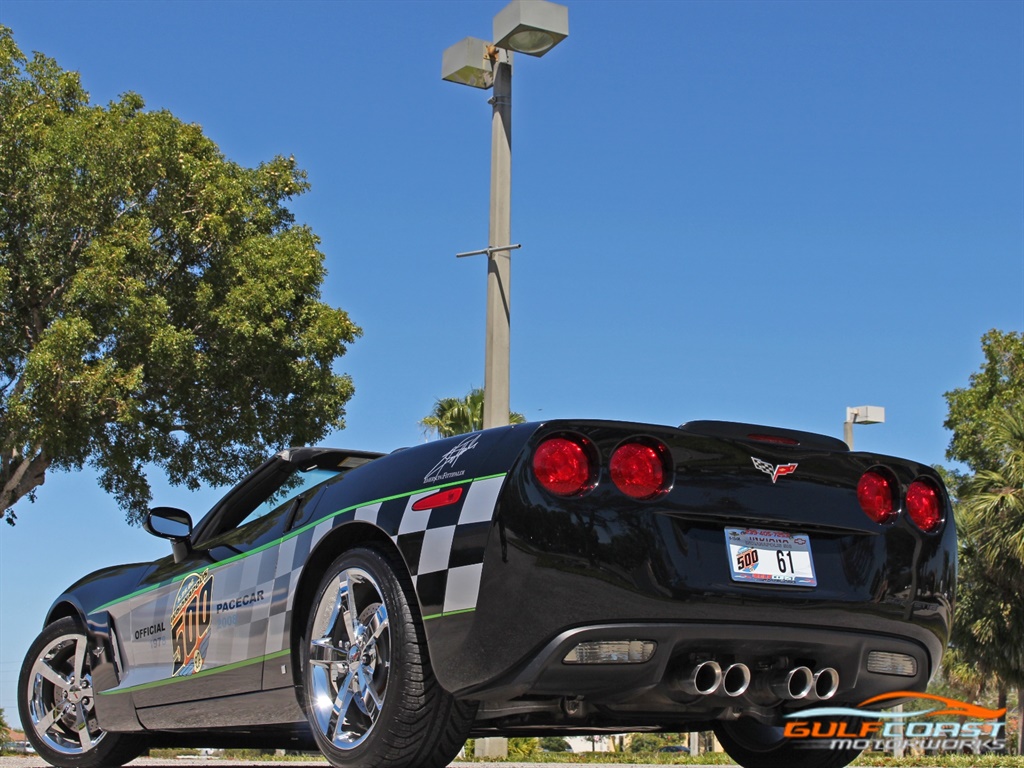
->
[844, 405, 886, 449]
[443, 0, 569, 429]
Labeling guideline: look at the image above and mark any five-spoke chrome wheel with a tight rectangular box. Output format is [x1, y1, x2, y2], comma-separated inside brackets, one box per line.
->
[307, 566, 391, 749]
[301, 547, 476, 768]
[18, 617, 144, 768]
[24, 629, 104, 755]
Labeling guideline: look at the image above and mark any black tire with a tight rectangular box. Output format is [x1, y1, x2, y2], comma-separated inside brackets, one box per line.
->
[301, 546, 476, 768]
[714, 717, 863, 768]
[18, 617, 145, 768]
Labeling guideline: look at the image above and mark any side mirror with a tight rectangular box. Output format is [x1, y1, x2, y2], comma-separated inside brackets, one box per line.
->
[144, 507, 193, 563]
[145, 507, 193, 539]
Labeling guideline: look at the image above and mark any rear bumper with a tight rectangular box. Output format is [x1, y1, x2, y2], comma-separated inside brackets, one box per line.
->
[424, 509, 952, 698]
[459, 621, 932, 706]
[428, 533, 949, 702]
[425, 520, 952, 701]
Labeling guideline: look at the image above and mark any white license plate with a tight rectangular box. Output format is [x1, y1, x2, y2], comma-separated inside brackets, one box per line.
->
[726, 527, 817, 587]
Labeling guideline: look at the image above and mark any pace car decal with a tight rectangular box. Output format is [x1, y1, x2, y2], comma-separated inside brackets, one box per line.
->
[216, 590, 265, 613]
[752, 456, 798, 484]
[171, 569, 213, 676]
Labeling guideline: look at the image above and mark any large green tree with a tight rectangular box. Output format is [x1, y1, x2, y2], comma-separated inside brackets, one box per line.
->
[942, 331, 1024, 753]
[420, 388, 524, 439]
[944, 330, 1024, 474]
[0, 27, 360, 524]
[944, 408, 1024, 753]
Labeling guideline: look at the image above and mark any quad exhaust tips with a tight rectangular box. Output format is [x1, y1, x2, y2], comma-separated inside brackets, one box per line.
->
[675, 661, 836, 701]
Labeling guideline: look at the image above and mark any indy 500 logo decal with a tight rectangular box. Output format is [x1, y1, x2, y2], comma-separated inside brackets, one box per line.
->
[171, 569, 213, 676]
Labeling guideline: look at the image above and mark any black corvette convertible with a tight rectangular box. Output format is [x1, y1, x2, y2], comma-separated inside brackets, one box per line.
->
[19, 419, 955, 768]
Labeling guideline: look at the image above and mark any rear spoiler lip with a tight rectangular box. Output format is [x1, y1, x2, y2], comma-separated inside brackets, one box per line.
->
[679, 420, 850, 453]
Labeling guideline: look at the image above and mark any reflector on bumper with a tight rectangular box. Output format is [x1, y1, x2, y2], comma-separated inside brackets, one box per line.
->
[867, 651, 918, 676]
[563, 640, 656, 664]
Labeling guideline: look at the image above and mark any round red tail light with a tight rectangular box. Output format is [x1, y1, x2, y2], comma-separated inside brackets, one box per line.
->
[907, 479, 943, 533]
[610, 442, 669, 500]
[533, 437, 593, 496]
[857, 470, 896, 524]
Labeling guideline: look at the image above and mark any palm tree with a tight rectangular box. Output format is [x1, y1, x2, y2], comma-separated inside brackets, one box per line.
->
[961, 406, 1024, 562]
[420, 388, 525, 439]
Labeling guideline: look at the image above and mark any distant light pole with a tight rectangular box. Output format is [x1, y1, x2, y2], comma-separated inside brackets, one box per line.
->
[844, 405, 886, 449]
[442, 0, 569, 429]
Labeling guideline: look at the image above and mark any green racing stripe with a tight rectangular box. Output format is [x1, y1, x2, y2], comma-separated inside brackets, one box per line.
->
[99, 649, 291, 696]
[89, 472, 507, 615]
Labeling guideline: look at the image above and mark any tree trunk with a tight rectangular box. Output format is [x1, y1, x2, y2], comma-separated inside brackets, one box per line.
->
[998, 685, 1008, 753]
[1017, 685, 1022, 756]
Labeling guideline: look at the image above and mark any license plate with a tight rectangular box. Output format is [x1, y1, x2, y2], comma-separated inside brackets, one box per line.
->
[725, 527, 817, 587]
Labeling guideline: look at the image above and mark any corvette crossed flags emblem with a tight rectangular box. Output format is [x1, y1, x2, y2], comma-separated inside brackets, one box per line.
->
[751, 456, 798, 484]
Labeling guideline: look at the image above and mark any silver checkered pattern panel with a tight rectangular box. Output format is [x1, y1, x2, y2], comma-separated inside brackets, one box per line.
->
[101, 474, 504, 694]
[270, 474, 504, 634]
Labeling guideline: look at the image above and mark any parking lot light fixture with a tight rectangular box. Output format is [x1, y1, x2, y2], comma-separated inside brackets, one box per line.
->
[441, 0, 568, 430]
[493, 0, 569, 56]
[844, 405, 886, 449]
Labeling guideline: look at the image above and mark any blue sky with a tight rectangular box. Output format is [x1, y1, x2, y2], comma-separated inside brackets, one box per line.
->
[0, 0, 1021, 721]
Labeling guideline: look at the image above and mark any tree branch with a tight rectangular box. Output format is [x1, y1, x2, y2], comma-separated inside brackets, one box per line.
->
[1, 446, 51, 515]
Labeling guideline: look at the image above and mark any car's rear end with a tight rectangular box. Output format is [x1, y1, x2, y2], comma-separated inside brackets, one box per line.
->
[439, 418, 955, 732]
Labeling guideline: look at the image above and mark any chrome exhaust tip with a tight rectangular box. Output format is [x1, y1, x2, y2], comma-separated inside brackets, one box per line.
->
[810, 667, 839, 701]
[678, 660, 723, 696]
[722, 663, 751, 697]
[769, 665, 814, 700]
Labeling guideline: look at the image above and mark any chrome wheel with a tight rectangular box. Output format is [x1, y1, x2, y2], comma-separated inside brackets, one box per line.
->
[307, 566, 391, 750]
[301, 548, 475, 768]
[25, 630, 105, 756]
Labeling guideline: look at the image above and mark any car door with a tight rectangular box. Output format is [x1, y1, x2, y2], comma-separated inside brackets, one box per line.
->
[123, 461, 335, 712]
